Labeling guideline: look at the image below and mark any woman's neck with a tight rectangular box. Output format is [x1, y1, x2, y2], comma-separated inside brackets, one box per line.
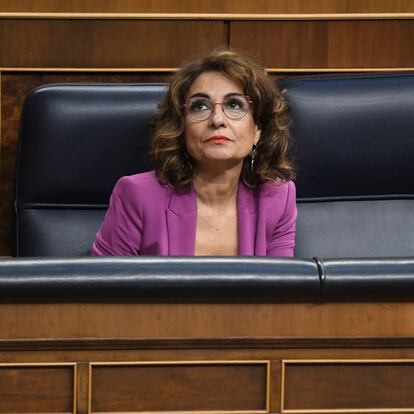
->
[193, 165, 241, 208]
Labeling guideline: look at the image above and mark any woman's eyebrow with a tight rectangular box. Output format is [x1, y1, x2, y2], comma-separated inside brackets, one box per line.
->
[225, 92, 244, 98]
[189, 92, 244, 99]
[188, 92, 210, 99]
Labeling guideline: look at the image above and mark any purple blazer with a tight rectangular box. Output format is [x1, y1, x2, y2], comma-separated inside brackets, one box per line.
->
[92, 171, 297, 256]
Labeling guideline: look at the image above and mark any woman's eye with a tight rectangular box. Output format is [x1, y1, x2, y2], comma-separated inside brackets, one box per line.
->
[190, 100, 210, 112]
[225, 98, 243, 110]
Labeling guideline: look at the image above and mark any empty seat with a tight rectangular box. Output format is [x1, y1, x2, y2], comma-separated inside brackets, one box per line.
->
[282, 73, 414, 258]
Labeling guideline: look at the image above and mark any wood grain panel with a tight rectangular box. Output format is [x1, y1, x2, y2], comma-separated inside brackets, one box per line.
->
[0, 364, 74, 413]
[283, 360, 414, 411]
[0, 72, 170, 257]
[1, 0, 414, 14]
[0, 19, 225, 68]
[3, 301, 414, 339]
[90, 361, 268, 412]
[231, 20, 414, 68]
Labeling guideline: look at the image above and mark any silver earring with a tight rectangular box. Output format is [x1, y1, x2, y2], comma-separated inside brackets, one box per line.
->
[250, 145, 257, 171]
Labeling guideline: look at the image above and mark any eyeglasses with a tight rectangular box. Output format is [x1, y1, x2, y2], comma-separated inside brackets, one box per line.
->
[184, 95, 252, 121]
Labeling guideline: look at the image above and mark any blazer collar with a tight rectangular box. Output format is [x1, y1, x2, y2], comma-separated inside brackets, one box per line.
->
[237, 182, 257, 256]
[166, 186, 197, 255]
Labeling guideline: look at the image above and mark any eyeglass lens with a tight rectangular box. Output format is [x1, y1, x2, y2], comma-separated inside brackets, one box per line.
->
[187, 95, 250, 121]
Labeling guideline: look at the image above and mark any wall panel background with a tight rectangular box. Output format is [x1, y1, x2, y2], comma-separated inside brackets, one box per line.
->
[0, 20, 226, 68]
[0, 1, 412, 256]
[231, 20, 414, 69]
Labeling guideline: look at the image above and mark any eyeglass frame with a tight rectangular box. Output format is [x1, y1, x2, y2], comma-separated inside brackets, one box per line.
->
[183, 94, 253, 121]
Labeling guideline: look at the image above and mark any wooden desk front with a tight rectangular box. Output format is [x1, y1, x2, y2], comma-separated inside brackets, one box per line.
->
[1, 298, 414, 413]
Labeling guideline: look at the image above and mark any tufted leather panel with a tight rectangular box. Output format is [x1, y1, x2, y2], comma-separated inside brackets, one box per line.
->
[15, 84, 168, 256]
[281, 73, 414, 199]
[319, 257, 414, 296]
[17, 209, 106, 257]
[0, 257, 320, 297]
[15, 76, 414, 258]
[2, 256, 414, 298]
[281, 73, 414, 258]
[295, 199, 414, 258]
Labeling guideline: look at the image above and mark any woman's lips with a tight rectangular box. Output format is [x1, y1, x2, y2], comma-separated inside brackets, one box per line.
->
[206, 135, 232, 144]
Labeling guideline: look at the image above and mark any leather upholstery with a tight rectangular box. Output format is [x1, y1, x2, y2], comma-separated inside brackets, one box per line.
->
[0, 257, 319, 297]
[319, 257, 414, 296]
[15, 74, 414, 258]
[16, 83, 167, 256]
[9, 76, 414, 297]
[1, 256, 413, 297]
[281, 73, 414, 258]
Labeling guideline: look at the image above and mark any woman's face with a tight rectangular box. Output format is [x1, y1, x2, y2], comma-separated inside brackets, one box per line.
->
[184, 71, 260, 172]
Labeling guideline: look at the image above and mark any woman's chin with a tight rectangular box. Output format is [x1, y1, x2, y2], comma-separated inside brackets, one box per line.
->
[202, 148, 246, 161]
[195, 156, 244, 171]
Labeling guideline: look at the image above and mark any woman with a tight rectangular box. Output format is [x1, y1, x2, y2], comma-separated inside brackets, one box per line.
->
[92, 48, 296, 256]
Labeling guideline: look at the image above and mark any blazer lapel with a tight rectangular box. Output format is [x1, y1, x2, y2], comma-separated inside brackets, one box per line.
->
[166, 186, 197, 255]
[237, 182, 257, 256]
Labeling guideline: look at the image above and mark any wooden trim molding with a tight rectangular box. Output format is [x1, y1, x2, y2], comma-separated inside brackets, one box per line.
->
[3, 336, 414, 351]
[89, 359, 271, 366]
[0, 67, 177, 72]
[73, 363, 78, 414]
[1, 67, 414, 73]
[1, 12, 414, 20]
[0, 71, 2, 165]
[266, 68, 414, 73]
[282, 409, 414, 413]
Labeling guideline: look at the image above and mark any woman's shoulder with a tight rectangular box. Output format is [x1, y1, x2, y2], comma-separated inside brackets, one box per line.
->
[257, 179, 296, 199]
[117, 170, 158, 186]
[255, 180, 297, 230]
[113, 170, 173, 200]
[116, 170, 166, 190]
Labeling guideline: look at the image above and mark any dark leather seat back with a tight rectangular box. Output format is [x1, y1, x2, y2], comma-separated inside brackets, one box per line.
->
[16, 84, 167, 256]
[16, 75, 414, 258]
[282, 73, 414, 257]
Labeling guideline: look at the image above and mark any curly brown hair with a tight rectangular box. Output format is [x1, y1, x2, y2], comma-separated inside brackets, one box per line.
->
[150, 48, 295, 190]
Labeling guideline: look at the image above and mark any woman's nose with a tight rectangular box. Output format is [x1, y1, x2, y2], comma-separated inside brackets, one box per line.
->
[209, 103, 227, 127]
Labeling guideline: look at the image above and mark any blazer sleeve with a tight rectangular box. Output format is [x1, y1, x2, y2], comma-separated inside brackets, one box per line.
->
[267, 181, 297, 257]
[91, 177, 143, 256]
